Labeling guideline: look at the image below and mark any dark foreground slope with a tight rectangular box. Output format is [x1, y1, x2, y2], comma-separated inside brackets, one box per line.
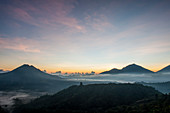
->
[0, 106, 7, 113]
[0, 64, 77, 92]
[14, 83, 162, 113]
[105, 94, 170, 113]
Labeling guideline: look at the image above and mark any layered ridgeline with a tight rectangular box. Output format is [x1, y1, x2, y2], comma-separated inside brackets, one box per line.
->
[13, 83, 162, 113]
[157, 65, 170, 73]
[140, 81, 170, 94]
[0, 64, 77, 92]
[100, 64, 154, 74]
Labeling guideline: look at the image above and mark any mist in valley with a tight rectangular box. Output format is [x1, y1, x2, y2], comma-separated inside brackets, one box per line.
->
[59, 73, 170, 83]
[0, 72, 170, 113]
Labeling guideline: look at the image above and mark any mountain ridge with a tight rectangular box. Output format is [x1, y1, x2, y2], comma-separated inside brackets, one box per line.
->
[11, 64, 41, 72]
[100, 64, 154, 74]
[0, 64, 76, 92]
[0, 64, 61, 80]
[157, 65, 170, 73]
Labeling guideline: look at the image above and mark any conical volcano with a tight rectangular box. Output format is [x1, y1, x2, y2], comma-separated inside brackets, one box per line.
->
[0, 64, 76, 92]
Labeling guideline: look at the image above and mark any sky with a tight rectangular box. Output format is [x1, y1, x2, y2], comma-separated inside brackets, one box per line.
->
[0, 0, 170, 73]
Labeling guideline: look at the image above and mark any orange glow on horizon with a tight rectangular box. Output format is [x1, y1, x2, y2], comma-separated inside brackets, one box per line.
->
[1, 64, 169, 74]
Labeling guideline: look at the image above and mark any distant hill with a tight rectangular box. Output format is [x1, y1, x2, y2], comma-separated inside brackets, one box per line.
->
[0, 69, 9, 73]
[100, 64, 154, 74]
[157, 65, 170, 73]
[140, 81, 170, 94]
[101, 68, 121, 74]
[13, 83, 161, 113]
[0, 64, 77, 92]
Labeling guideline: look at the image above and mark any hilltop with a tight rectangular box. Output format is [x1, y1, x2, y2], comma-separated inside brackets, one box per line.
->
[13, 83, 162, 113]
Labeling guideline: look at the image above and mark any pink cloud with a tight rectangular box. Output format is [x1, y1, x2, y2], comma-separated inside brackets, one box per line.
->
[11, 7, 39, 26]
[85, 14, 114, 31]
[0, 37, 40, 53]
[6, 0, 84, 32]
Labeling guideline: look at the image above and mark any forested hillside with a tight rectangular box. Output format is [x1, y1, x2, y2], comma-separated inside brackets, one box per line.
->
[14, 83, 164, 113]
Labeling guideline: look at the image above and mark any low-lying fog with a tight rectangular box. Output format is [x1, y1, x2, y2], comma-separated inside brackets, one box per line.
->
[0, 91, 46, 110]
[60, 73, 170, 83]
[0, 73, 169, 110]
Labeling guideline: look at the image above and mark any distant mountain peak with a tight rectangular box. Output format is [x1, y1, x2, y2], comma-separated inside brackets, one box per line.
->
[100, 63, 154, 74]
[11, 64, 42, 74]
[0, 64, 70, 92]
[20, 64, 35, 68]
[157, 65, 170, 73]
[1, 64, 61, 80]
[111, 68, 119, 70]
[122, 64, 142, 69]
[22, 64, 30, 66]
[125, 63, 140, 67]
[121, 64, 153, 73]
[129, 63, 137, 66]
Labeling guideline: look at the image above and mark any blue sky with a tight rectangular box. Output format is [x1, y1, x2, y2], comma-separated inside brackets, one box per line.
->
[0, 0, 170, 73]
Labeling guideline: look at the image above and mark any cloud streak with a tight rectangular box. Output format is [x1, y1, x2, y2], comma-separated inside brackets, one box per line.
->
[5, 0, 84, 32]
[85, 14, 114, 31]
[0, 37, 40, 53]
[0, 0, 170, 72]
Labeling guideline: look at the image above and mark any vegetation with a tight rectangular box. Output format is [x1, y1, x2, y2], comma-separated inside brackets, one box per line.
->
[13, 83, 167, 113]
[0, 106, 8, 113]
[105, 94, 170, 113]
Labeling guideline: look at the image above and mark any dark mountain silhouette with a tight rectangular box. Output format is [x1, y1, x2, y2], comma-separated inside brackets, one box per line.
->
[5, 64, 61, 79]
[121, 64, 154, 73]
[100, 64, 154, 74]
[0, 64, 77, 92]
[101, 68, 121, 74]
[13, 83, 162, 113]
[157, 65, 170, 73]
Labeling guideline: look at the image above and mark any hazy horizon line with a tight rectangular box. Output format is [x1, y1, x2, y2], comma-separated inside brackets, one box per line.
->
[1, 63, 169, 74]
